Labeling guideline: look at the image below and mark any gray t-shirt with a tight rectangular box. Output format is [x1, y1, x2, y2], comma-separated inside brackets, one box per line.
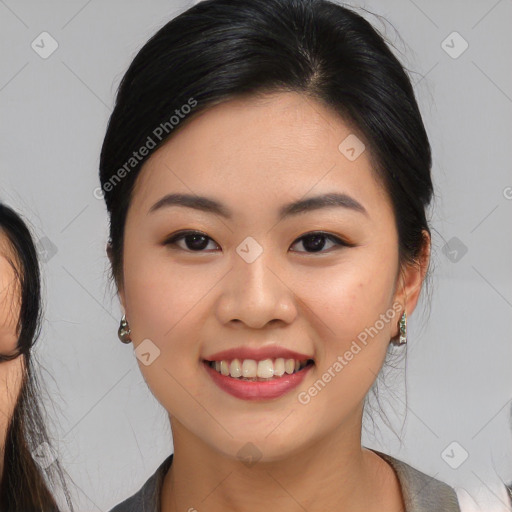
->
[109, 450, 461, 512]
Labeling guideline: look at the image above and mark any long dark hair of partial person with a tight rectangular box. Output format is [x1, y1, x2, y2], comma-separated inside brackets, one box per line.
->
[0, 203, 74, 511]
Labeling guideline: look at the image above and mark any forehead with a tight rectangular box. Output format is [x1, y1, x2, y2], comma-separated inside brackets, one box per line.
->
[0, 230, 15, 264]
[130, 91, 390, 218]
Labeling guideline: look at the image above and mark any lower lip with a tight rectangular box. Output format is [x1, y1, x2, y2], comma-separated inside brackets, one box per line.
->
[202, 360, 314, 401]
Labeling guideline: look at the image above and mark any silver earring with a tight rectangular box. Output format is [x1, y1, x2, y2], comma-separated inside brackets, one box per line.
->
[118, 314, 132, 344]
[392, 311, 407, 346]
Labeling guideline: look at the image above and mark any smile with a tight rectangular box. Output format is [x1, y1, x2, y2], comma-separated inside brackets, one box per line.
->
[202, 357, 315, 400]
[205, 357, 314, 381]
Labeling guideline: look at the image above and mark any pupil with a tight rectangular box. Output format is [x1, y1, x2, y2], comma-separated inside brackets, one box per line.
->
[187, 234, 208, 250]
[304, 234, 325, 252]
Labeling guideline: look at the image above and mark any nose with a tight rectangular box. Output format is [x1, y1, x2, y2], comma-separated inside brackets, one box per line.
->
[214, 248, 298, 329]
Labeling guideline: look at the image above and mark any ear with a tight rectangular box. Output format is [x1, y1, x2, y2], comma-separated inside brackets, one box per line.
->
[391, 230, 431, 337]
[106, 241, 126, 311]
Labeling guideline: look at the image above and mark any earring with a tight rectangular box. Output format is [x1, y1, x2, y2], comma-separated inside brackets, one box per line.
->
[118, 314, 132, 344]
[392, 311, 407, 346]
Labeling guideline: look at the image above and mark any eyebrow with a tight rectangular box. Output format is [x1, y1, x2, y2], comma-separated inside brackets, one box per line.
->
[148, 192, 368, 219]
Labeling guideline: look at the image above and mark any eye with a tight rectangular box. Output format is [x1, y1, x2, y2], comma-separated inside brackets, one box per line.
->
[290, 231, 350, 253]
[164, 230, 220, 252]
[164, 230, 351, 254]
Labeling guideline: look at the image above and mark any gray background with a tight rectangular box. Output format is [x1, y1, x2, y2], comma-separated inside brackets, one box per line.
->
[1, 0, 511, 510]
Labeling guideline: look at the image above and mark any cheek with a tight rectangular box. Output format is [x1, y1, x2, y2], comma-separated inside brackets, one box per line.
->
[298, 254, 397, 346]
[292, 260, 397, 415]
[121, 245, 221, 397]
[0, 260, 20, 353]
[122, 240, 216, 340]
[122, 251, 210, 416]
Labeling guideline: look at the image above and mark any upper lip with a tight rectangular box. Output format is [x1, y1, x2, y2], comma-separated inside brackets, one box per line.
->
[203, 346, 314, 362]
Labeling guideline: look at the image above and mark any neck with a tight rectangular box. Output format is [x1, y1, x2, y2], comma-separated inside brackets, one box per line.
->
[161, 414, 404, 512]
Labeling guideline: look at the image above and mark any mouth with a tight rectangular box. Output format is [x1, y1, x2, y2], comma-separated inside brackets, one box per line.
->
[202, 357, 315, 382]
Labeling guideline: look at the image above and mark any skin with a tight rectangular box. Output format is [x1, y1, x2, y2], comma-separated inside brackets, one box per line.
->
[0, 231, 25, 479]
[111, 91, 430, 511]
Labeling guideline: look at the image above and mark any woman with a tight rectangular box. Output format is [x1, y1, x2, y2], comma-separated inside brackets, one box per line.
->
[0, 203, 74, 511]
[100, 0, 461, 510]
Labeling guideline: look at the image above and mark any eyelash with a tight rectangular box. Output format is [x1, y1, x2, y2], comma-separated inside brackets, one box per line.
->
[163, 230, 352, 254]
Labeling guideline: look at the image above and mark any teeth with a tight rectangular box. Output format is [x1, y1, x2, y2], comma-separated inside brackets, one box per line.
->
[274, 358, 285, 377]
[257, 359, 274, 378]
[242, 359, 257, 378]
[229, 358, 242, 378]
[285, 359, 295, 374]
[220, 360, 230, 376]
[208, 358, 311, 380]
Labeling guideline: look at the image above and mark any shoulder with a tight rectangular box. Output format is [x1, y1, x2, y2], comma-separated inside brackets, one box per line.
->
[373, 450, 461, 512]
[109, 454, 174, 512]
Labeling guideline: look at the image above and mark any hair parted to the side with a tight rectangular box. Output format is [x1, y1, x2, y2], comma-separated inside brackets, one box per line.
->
[100, 0, 433, 294]
[0, 203, 75, 511]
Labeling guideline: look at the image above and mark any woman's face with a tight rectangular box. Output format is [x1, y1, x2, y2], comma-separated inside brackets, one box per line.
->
[0, 233, 20, 355]
[117, 92, 426, 461]
[0, 231, 25, 462]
